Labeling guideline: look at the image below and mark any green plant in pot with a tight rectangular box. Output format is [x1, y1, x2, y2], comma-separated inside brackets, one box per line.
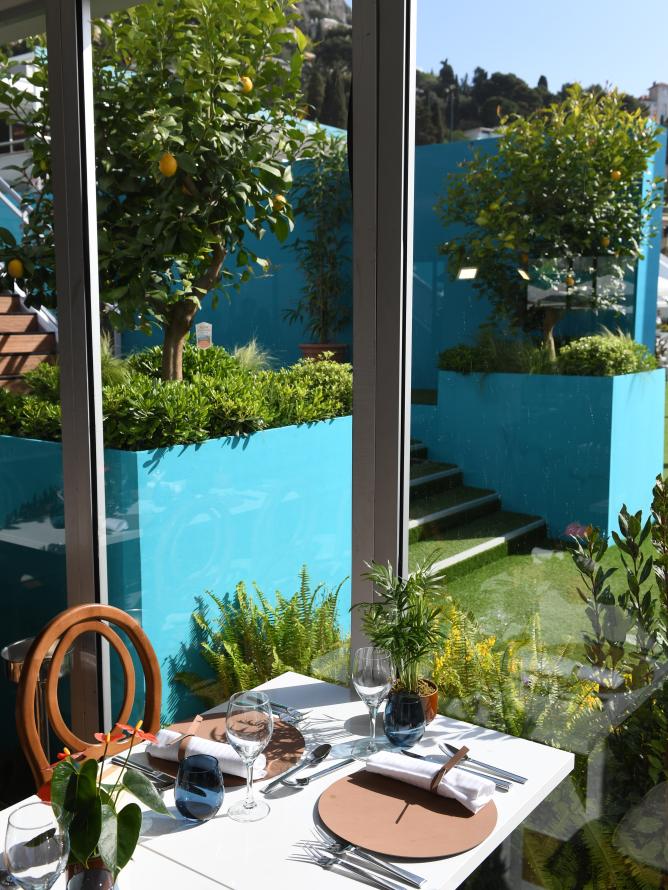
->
[357, 557, 448, 723]
[42, 723, 171, 883]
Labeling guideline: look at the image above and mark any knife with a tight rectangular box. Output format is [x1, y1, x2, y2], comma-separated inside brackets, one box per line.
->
[440, 743, 528, 784]
[401, 749, 510, 792]
[111, 756, 174, 785]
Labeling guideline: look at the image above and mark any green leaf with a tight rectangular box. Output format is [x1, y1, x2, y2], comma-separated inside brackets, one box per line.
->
[293, 26, 308, 53]
[97, 804, 118, 875]
[69, 797, 101, 866]
[116, 803, 142, 872]
[0, 226, 17, 246]
[121, 768, 170, 815]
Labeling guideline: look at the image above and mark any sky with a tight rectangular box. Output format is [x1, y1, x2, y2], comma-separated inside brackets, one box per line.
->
[412, 0, 666, 97]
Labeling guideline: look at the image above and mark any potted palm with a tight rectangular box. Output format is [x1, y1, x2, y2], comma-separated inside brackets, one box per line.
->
[357, 556, 448, 723]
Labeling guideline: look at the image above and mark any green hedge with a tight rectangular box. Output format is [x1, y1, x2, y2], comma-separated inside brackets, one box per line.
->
[0, 344, 352, 450]
[558, 334, 657, 376]
[438, 331, 657, 377]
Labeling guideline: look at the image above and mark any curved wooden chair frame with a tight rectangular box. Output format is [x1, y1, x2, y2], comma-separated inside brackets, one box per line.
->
[17, 604, 161, 788]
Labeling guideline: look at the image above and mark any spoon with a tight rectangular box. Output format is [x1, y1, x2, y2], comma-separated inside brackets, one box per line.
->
[281, 756, 356, 787]
[261, 743, 331, 795]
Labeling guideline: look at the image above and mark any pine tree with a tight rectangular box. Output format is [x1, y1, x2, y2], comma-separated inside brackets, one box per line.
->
[320, 68, 348, 129]
[306, 65, 326, 120]
[430, 96, 445, 143]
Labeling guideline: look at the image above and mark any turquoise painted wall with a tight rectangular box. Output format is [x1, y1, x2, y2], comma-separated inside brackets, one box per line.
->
[105, 417, 352, 721]
[0, 417, 352, 736]
[431, 369, 665, 537]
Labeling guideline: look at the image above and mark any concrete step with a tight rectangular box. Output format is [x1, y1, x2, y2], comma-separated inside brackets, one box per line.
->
[409, 511, 547, 578]
[0, 313, 38, 333]
[0, 376, 30, 392]
[410, 460, 462, 496]
[408, 485, 500, 543]
[410, 441, 428, 461]
[0, 294, 21, 312]
[0, 352, 55, 376]
[0, 332, 56, 355]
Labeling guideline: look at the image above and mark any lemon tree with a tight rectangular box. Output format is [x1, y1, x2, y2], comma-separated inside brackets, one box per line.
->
[0, 0, 309, 379]
[438, 86, 664, 362]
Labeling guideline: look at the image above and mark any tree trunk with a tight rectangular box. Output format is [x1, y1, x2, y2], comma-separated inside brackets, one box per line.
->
[542, 307, 562, 365]
[160, 243, 227, 381]
[162, 299, 199, 380]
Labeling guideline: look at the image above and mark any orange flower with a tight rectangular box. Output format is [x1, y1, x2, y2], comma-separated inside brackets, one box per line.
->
[115, 721, 158, 744]
[37, 782, 51, 803]
[56, 747, 71, 761]
[93, 731, 123, 745]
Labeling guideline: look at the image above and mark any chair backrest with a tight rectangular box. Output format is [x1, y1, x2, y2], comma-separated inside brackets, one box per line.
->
[17, 603, 162, 788]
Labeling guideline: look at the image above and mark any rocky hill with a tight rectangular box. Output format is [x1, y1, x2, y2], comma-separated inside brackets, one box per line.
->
[297, 0, 351, 38]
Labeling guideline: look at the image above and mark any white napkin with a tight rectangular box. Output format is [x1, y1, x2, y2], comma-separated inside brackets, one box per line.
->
[147, 728, 267, 779]
[366, 751, 494, 814]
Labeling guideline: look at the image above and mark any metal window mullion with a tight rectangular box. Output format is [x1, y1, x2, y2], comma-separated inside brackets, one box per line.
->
[350, 0, 416, 653]
[46, 0, 109, 736]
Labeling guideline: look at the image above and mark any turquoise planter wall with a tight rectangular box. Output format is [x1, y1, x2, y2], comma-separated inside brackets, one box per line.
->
[432, 370, 665, 537]
[0, 417, 352, 737]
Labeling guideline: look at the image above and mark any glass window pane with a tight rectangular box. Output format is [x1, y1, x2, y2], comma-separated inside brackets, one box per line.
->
[0, 25, 69, 805]
[90, 1, 353, 723]
[410, 2, 667, 885]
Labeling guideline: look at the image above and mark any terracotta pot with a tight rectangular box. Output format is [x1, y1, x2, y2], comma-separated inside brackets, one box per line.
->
[298, 343, 348, 362]
[419, 679, 439, 724]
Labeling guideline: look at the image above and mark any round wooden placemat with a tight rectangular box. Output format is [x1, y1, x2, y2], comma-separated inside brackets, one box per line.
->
[318, 771, 497, 859]
[147, 714, 304, 787]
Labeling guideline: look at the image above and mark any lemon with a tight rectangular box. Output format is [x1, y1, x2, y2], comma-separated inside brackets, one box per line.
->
[159, 152, 178, 177]
[7, 258, 24, 278]
[566, 275, 575, 288]
[273, 194, 287, 211]
[600, 236, 611, 249]
[240, 76, 253, 95]
[611, 170, 622, 182]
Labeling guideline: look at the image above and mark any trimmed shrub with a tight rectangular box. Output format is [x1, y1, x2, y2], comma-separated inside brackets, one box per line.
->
[558, 333, 657, 377]
[0, 345, 352, 450]
[438, 330, 553, 375]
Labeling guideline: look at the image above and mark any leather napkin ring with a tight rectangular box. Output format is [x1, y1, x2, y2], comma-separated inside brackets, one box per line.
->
[429, 745, 469, 793]
[177, 714, 204, 762]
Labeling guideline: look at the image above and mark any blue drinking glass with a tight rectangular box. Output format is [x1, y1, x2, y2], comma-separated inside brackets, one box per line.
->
[384, 691, 426, 748]
[175, 753, 224, 821]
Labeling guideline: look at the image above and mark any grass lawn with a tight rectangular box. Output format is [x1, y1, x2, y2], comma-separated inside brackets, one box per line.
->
[443, 381, 668, 651]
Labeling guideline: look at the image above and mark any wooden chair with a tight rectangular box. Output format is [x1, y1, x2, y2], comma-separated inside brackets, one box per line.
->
[17, 603, 161, 788]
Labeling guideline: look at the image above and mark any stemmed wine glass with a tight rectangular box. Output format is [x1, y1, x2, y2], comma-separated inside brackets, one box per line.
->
[351, 646, 394, 760]
[4, 802, 69, 890]
[226, 690, 273, 822]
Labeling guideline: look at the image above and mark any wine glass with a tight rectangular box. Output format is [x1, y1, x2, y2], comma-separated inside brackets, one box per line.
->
[351, 646, 394, 759]
[4, 802, 69, 890]
[225, 690, 273, 822]
[175, 753, 225, 821]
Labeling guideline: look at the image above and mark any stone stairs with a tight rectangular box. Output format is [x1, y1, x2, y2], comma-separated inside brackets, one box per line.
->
[0, 293, 57, 390]
[409, 438, 546, 578]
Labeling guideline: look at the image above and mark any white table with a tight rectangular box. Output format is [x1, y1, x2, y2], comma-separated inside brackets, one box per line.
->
[2, 671, 574, 890]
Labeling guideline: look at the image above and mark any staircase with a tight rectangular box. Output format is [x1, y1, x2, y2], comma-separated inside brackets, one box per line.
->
[0, 293, 57, 391]
[409, 438, 547, 578]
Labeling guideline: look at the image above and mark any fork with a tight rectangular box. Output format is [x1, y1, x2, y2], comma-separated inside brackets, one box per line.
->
[293, 846, 408, 890]
[310, 824, 427, 888]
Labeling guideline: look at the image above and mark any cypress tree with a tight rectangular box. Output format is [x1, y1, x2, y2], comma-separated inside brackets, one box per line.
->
[320, 68, 348, 129]
[306, 65, 326, 120]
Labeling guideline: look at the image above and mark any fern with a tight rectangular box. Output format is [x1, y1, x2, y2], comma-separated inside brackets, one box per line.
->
[175, 566, 347, 704]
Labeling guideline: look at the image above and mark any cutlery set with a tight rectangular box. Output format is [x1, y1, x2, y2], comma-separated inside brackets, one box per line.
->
[115, 705, 527, 890]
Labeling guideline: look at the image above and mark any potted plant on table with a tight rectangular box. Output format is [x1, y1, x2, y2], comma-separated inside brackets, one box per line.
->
[41, 721, 171, 885]
[357, 556, 448, 724]
[285, 132, 351, 362]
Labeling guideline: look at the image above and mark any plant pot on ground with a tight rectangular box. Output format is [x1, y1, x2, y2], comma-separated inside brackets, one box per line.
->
[298, 342, 348, 362]
[356, 556, 448, 724]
